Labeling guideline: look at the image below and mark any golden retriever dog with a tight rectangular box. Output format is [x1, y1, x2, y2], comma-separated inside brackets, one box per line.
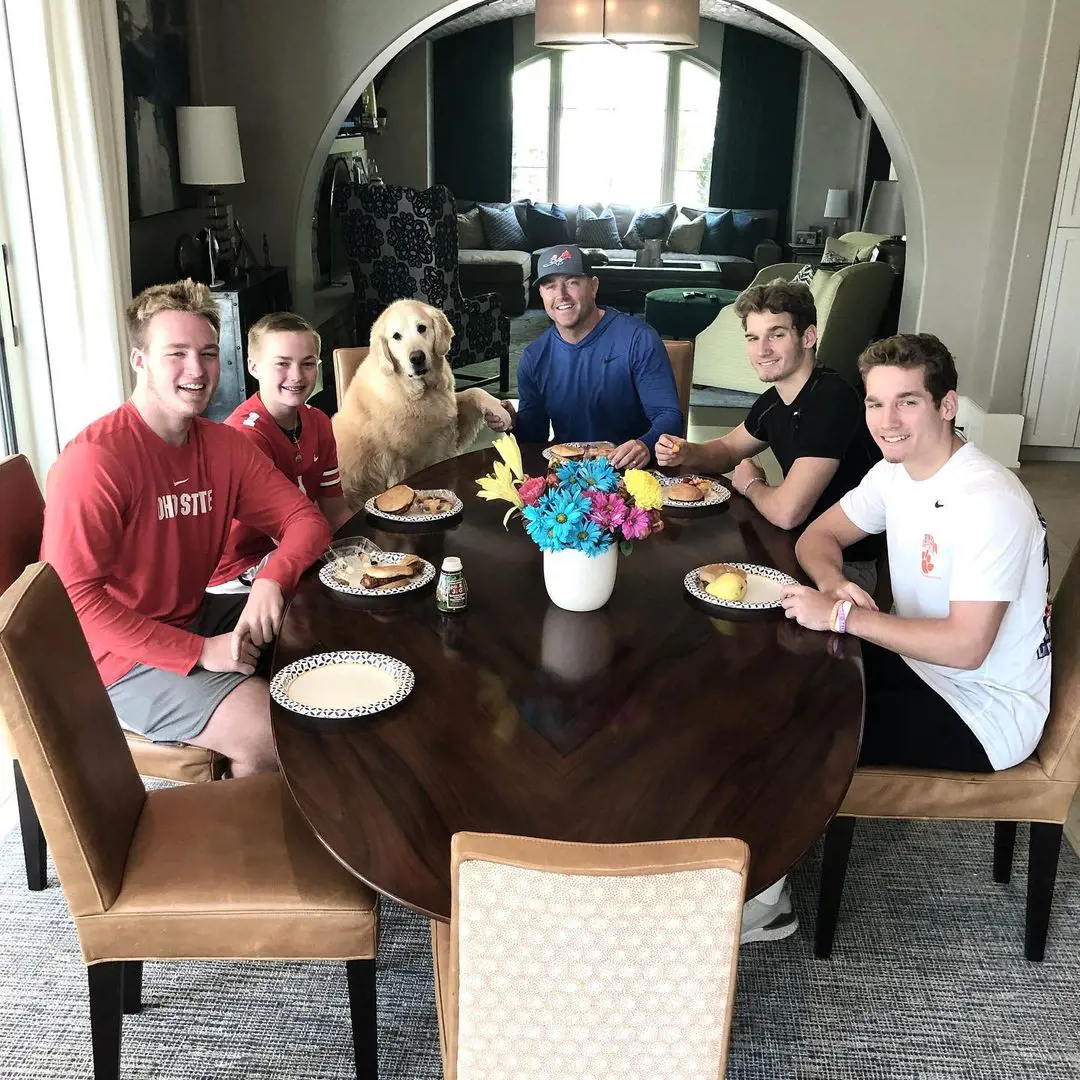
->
[333, 299, 512, 508]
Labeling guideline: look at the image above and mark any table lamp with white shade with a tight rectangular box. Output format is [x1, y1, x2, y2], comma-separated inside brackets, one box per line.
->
[176, 106, 245, 286]
[823, 188, 851, 238]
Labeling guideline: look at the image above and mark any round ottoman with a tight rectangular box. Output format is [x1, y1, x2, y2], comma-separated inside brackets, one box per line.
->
[644, 287, 741, 340]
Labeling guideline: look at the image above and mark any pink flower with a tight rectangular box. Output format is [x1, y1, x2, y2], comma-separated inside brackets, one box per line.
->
[587, 492, 629, 532]
[621, 505, 652, 541]
[519, 476, 547, 506]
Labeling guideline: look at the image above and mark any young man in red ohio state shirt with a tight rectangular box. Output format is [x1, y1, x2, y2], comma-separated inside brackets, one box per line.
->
[209, 312, 351, 591]
[41, 280, 331, 776]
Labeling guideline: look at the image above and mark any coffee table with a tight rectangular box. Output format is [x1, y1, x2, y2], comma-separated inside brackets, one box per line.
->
[271, 446, 864, 921]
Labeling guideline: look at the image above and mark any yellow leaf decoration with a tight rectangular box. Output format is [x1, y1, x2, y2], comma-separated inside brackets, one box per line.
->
[492, 432, 524, 481]
[623, 469, 664, 511]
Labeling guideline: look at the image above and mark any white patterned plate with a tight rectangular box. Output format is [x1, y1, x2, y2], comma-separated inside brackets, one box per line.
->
[683, 562, 799, 610]
[271, 651, 415, 719]
[363, 488, 463, 524]
[319, 551, 436, 596]
[657, 473, 732, 509]
[542, 441, 616, 463]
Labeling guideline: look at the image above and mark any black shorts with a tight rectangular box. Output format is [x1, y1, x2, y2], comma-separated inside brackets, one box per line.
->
[859, 641, 994, 772]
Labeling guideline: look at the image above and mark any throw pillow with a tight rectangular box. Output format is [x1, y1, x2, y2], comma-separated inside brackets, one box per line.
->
[576, 205, 622, 249]
[666, 212, 706, 254]
[526, 202, 571, 249]
[478, 203, 528, 251]
[623, 203, 677, 249]
[728, 210, 775, 260]
[790, 262, 816, 287]
[698, 210, 734, 255]
[809, 268, 836, 300]
[819, 236, 859, 267]
[455, 207, 485, 250]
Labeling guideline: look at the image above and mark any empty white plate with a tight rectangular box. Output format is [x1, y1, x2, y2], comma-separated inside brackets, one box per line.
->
[270, 651, 415, 719]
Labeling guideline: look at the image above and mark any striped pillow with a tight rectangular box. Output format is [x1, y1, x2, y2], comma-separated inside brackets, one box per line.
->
[576, 206, 622, 248]
[479, 203, 528, 250]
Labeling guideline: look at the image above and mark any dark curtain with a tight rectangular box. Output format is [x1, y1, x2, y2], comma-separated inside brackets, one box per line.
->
[432, 21, 513, 202]
[709, 26, 802, 237]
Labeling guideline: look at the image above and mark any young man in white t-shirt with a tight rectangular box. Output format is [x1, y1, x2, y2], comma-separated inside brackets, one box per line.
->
[783, 333, 1051, 772]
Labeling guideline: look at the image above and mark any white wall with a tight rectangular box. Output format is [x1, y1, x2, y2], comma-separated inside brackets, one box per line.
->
[370, 39, 431, 189]
[789, 51, 868, 239]
[188, 0, 1080, 417]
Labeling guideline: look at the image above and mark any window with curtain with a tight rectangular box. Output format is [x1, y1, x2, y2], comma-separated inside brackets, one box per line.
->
[511, 49, 719, 206]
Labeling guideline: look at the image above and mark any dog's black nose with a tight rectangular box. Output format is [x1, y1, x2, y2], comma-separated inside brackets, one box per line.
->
[409, 350, 427, 370]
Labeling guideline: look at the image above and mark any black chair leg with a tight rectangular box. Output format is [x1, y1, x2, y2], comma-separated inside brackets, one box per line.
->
[346, 959, 378, 1080]
[499, 348, 510, 394]
[993, 821, 1017, 883]
[14, 761, 47, 891]
[88, 962, 124, 1080]
[815, 815, 856, 959]
[122, 961, 143, 1014]
[1025, 822, 1063, 961]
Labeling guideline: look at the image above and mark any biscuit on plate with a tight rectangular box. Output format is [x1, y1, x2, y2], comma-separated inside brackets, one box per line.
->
[549, 443, 585, 460]
[667, 482, 705, 503]
[374, 485, 415, 513]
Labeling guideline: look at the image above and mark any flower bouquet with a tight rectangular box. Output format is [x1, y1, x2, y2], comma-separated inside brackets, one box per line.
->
[476, 435, 664, 611]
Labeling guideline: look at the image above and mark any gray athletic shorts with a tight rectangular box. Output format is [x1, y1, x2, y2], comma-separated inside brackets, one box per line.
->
[106, 593, 265, 744]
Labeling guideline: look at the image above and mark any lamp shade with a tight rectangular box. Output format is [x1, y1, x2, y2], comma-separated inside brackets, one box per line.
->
[535, 0, 699, 49]
[862, 179, 906, 237]
[176, 106, 245, 186]
[823, 188, 851, 219]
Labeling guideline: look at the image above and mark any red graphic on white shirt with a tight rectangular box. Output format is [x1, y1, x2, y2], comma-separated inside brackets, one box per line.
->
[921, 532, 939, 578]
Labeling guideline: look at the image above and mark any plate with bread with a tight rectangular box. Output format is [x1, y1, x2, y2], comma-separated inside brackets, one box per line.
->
[684, 562, 798, 610]
[364, 484, 462, 524]
[270, 650, 415, 719]
[320, 548, 436, 597]
[657, 473, 731, 509]
[542, 441, 616, 465]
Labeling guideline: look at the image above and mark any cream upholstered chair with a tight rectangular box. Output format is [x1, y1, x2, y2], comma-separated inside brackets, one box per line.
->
[334, 345, 370, 406]
[816, 545, 1080, 962]
[0, 563, 379, 1079]
[692, 260, 895, 394]
[0, 454, 224, 893]
[431, 832, 749, 1080]
[663, 339, 694, 437]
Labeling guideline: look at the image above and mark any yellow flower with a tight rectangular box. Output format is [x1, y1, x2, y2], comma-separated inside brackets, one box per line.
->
[623, 469, 664, 511]
[492, 432, 524, 481]
[476, 460, 524, 528]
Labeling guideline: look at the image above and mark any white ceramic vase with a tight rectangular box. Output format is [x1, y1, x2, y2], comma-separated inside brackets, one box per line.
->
[542, 543, 619, 612]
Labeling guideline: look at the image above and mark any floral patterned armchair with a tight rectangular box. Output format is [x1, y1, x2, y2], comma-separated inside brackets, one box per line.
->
[335, 182, 510, 392]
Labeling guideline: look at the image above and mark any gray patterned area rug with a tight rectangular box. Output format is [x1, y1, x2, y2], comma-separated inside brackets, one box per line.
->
[0, 818, 1078, 1079]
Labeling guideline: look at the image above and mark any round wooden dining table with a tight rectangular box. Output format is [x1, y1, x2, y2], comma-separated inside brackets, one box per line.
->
[271, 446, 864, 922]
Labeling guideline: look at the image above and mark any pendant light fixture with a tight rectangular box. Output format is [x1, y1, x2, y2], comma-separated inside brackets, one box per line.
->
[535, 0, 700, 50]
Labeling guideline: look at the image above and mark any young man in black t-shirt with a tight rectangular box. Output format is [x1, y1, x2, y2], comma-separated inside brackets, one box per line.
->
[657, 278, 882, 593]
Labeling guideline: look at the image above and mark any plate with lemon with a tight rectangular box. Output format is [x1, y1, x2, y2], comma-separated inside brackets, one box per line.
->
[683, 562, 798, 610]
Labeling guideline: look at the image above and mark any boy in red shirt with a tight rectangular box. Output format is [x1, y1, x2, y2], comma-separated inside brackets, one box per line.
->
[209, 312, 350, 591]
[41, 280, 331, 776]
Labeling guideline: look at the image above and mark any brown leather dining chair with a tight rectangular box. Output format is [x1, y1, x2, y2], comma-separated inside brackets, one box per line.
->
[816, 544, 1080, 961]
[431, 832, 749, 1080]
[334, 345, 370, 406]
[663, 339, 695, 437]
[0, 563, 379, 1080]
[0, 453, 224, 893]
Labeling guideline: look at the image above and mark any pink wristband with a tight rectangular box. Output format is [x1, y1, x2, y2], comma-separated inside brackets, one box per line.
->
[741, 476, 764, 497]
[835, 599, 853, 634]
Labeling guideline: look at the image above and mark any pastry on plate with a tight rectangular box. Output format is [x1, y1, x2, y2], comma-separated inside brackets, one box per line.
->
[414, 493, 452, 515]
[548, 443, 586, 462]
[698, 563, 748, 602]
[667, 481, 705, 503]
[374, 484, 415, 514]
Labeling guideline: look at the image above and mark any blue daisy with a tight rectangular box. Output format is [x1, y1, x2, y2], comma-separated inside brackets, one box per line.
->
[570, 519, 613, 557]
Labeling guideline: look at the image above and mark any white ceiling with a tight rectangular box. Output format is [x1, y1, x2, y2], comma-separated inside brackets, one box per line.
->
[428, 0, 807, 50]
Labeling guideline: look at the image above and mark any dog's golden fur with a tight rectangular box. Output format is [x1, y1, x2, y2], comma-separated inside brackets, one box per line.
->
[333, 299, 510, 508]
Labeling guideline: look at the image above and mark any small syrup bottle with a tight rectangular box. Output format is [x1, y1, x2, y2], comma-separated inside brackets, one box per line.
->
[436, 556, 468, 613]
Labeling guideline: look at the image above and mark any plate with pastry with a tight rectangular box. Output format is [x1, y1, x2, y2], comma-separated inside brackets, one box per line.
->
[683, 562, 798, 610]
[542, 441, 616, 464]
[364, 484, 463, 524]
[657, 473, 731, 509]
[270, 650, 415, 719]
[320, 549, 436, 597]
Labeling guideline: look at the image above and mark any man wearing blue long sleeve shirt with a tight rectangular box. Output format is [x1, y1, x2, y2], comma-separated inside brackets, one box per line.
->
[511, 245, 683, 469]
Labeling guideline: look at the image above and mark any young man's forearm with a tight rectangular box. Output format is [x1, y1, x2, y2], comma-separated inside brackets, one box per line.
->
[743, 479, 810, 531]
[845, 608, 988, 670]
[795, 530, 848, 590]
[686, 439, 737, 474]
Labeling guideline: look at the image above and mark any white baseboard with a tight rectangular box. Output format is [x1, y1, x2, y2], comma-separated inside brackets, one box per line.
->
[955, 397, 1023, 469]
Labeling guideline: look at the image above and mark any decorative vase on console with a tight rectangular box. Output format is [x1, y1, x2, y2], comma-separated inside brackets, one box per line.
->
[475, 435, 665, 613]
